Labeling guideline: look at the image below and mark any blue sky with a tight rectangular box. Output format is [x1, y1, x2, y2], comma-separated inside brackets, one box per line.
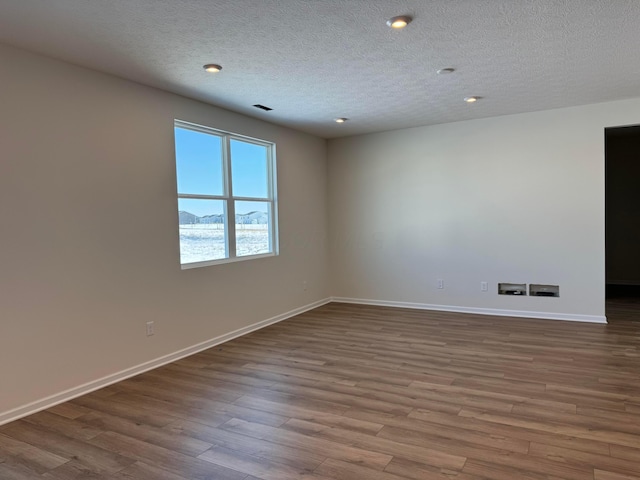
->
[175, 127, 269, 216]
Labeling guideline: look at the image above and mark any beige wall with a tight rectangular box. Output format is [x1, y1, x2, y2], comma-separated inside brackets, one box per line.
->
[0, 44, 329, 416]
[328, 99, 640, 320]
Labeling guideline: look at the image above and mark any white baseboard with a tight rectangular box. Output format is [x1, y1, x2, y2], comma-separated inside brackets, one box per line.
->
[331, 297, 607, 324]
[0, 297, 332, 426]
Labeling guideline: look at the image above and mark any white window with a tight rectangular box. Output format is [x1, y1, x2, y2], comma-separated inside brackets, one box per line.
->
[174, 120, 278, 268]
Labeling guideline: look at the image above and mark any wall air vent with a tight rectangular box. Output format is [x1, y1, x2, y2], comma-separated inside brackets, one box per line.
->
[253, 104, 273, 111]
[498, 283, 526, 296]
[530, 284, 559, 297]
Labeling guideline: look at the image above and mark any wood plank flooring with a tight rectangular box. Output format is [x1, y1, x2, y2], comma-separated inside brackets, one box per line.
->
[2, 301, 640, 479]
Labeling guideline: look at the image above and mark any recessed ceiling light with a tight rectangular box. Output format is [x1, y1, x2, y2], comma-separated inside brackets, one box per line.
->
[464, 96, 480, 103]
[386, 15, 412, 29]
[335, 118, 348, 123]
[203, 64, 222, 73]
[437, 68, 455, 75]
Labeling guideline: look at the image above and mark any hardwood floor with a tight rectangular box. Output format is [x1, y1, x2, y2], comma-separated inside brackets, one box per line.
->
[2, 302, 640, 479]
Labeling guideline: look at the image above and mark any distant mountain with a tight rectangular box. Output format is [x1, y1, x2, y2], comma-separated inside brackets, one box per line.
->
[179, 210, 268, 225]
[238, 211, 268, 224]
[200, 213, 225, 224]
[178, 211, 199, 224]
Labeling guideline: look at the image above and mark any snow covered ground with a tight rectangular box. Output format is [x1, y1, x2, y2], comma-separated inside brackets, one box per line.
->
[179, 224, 270, 264]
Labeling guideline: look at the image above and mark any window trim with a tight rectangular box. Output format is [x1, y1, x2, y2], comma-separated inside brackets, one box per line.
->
[175, 119, 279, 269]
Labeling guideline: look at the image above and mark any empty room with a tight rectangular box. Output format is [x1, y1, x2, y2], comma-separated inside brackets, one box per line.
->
[2, 1, 640, 479]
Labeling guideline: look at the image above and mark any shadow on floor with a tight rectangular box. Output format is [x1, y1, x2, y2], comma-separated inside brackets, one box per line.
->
[606, 284, 640, 323]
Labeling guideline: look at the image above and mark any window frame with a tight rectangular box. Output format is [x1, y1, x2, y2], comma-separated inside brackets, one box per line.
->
[175, 119, 279, 269]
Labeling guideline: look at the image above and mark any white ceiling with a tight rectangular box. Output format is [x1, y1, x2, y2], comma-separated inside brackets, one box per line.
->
[1, 0, 640, 138]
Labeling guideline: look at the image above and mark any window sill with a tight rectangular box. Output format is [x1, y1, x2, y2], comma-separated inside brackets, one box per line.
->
[180, 252, 277, 270]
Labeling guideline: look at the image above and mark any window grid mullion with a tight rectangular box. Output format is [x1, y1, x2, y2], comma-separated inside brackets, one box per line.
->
[230, 195, 272, 202]
[224, 134, 236, 259]
[178, 194, 228, 201]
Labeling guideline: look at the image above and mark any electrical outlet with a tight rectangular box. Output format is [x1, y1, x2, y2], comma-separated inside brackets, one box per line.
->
[481, 281, 488, 292]
[146, 321, 155, 336]
[437, 279, 444, 289]
[302, 280, 308, 291]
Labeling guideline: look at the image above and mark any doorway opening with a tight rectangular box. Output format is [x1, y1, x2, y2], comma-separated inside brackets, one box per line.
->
[605, 124, 640, 322]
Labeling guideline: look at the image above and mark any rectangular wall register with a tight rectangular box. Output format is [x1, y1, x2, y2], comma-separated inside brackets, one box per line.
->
[498, 283, 527, 295]
[530, 284, 560, 297]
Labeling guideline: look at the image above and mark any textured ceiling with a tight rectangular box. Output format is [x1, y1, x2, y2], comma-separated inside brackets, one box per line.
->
[1, 0, 640, 138]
